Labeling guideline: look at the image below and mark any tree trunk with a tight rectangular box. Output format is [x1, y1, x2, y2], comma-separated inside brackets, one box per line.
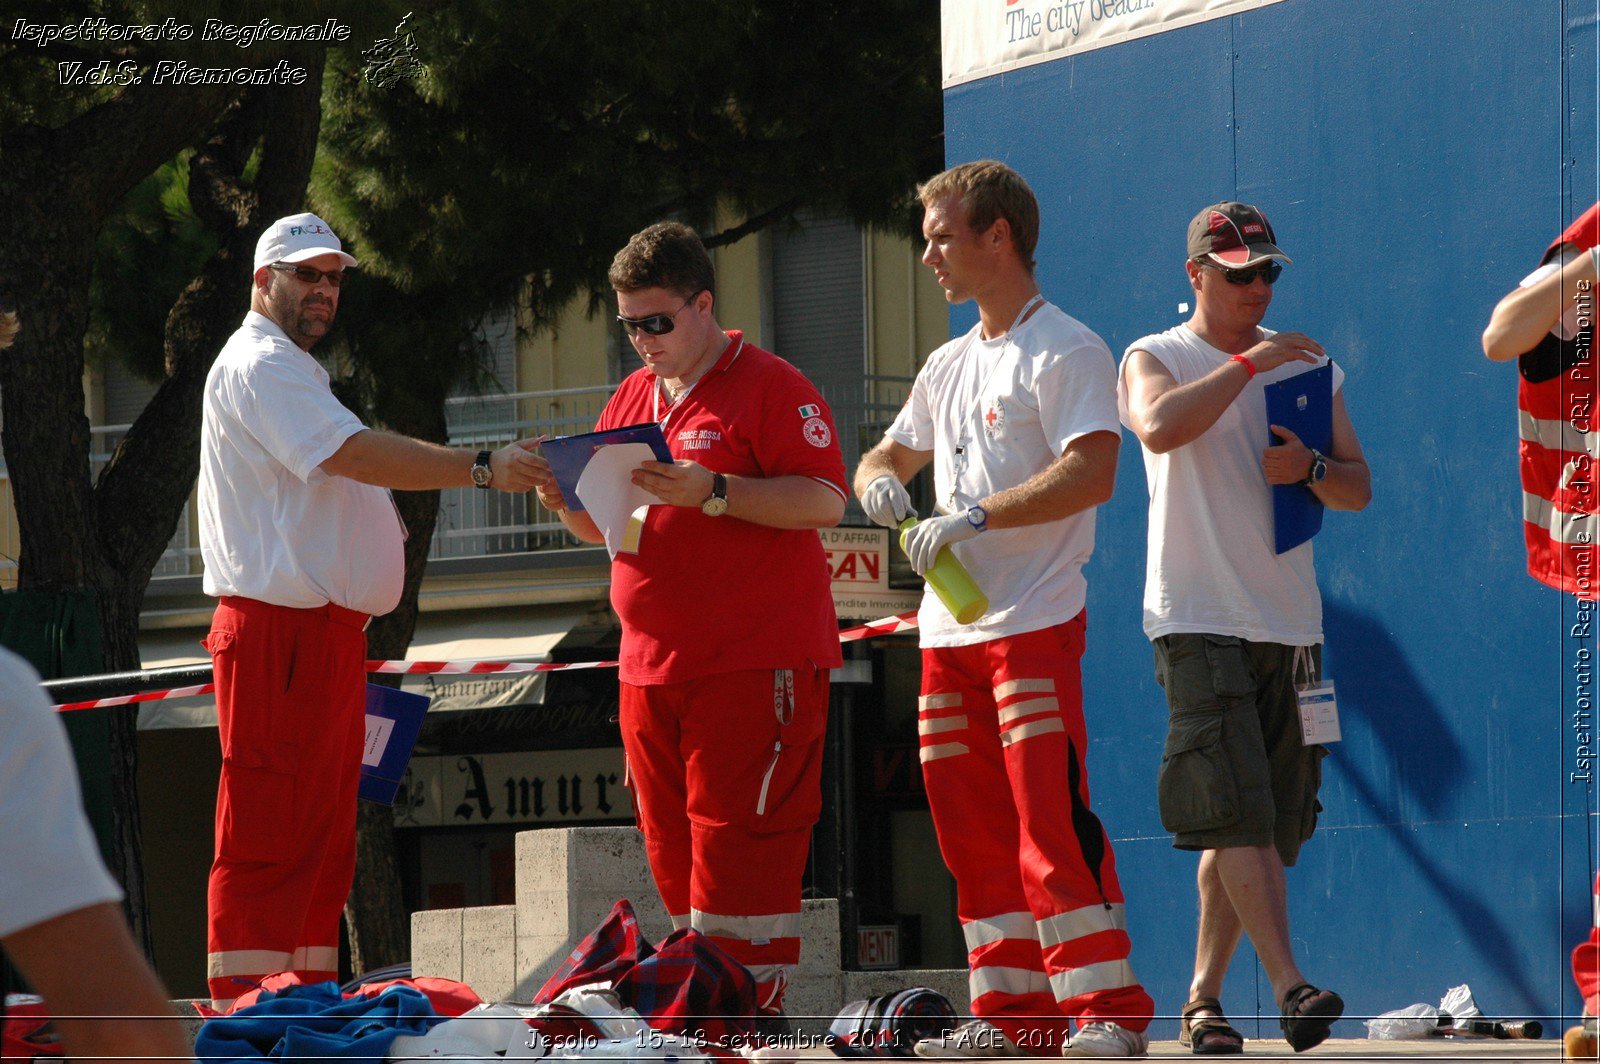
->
[0, 81, 241, 953]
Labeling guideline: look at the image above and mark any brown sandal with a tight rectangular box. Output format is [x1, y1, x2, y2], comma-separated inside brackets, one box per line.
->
[1279, 982, 1344, 1052]
[1179, 998, 1243, 1055]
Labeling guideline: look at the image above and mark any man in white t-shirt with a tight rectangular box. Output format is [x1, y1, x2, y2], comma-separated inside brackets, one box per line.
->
[854, 161, 1153, 1060]
[0, 648, 191, 1062]
[200, 212, 544, 1006]
[1118, 202, 1370, 1054]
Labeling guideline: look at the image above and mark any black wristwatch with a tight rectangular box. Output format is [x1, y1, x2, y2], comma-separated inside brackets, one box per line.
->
[471, 449, 493, 489]
[1303, 449, 1327, 487]
[701, 472, 729, 516]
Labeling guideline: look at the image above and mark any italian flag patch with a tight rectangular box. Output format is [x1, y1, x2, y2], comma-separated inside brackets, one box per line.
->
[798, 404, 820, 417]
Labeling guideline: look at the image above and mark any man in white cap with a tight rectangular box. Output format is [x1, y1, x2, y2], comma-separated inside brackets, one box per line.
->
[1118, 202, 1369, 1053]
[200, 212, 544, 1006]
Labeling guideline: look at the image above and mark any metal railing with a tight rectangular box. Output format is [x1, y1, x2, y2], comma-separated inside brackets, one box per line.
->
[433, 385, 616, 558]
[0, 378, 923, 581]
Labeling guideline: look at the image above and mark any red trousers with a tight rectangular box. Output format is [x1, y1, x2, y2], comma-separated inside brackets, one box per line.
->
[1576, 872, 1600, 1015]
[205, 596, 368, 1005]
[619, 666, 828, 1010]
[918, 614, 1153, 1046]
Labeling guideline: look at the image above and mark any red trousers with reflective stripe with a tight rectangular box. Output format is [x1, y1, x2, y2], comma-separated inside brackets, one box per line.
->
[1575, 872, 1600, 1015]
[205, 597, 368, 1004]
[619, 666, 828, 1008]
[919, 615, 1152, 1042]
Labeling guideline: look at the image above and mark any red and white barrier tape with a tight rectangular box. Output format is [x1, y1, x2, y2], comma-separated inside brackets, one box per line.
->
[52, 611, 919, 712]
[56, 683, 218, 712]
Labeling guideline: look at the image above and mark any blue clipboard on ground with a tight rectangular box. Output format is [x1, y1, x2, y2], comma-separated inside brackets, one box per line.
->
[1264, 363, 1333, 555]
[541, 422, 673, 512]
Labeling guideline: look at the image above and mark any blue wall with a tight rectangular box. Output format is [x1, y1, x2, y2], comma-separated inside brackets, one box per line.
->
[944, 0, 1597, 1032]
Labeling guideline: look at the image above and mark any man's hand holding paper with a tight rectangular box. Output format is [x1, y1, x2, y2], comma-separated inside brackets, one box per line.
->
[632, 459, 715, 508]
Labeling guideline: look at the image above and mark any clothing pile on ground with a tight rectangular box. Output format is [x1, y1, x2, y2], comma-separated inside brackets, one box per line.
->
[186, 899, 955, 1064]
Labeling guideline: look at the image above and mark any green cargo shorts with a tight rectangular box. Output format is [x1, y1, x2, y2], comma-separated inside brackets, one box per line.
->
[1152, 633, 1327, 867]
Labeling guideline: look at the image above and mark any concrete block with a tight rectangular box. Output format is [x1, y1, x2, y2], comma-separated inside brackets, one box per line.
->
[842, 969, 970, 1013]
[515, 831, 572, 928]
[460, 905, 517, 1001]
[171, 1000, 207, 1048]
[512, 932, 577, 1000]
[411, 907, 464, 982]
[566, 826, 658, 897]
[797, 898, 840, 973]
[783, 972, 843, 1039]
[515, 888, 575, 940]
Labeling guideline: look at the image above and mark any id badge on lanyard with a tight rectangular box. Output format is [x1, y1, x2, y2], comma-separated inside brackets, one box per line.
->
[1293, 645, 1340, 745]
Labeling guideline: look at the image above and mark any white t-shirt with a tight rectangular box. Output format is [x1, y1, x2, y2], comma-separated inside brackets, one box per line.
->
[888, 303, 1122, 647]
[200, 312, 405, 616]
[1117, 324, 1345, 645]
[0, 648, 123, 938]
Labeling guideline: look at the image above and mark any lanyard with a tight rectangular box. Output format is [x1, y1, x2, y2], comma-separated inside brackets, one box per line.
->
[947, 294, 1045, 510]
[651, 335, 743, 431]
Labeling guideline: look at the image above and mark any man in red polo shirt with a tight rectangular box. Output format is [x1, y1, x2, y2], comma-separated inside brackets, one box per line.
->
[532, 222, 847, 1012]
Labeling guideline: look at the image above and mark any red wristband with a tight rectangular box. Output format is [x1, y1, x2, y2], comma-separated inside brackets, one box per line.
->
[1229, 354, 1257, 379]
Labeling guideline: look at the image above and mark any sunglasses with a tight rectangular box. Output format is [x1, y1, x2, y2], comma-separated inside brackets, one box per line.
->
[269, 263, 347, 287]
[1204, 260, 1283, 286]
[617, 292, 700, 337]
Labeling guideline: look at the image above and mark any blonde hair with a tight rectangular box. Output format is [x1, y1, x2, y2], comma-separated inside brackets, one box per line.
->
[0, 311, 18, 351]
[918, 160, 1040, 271]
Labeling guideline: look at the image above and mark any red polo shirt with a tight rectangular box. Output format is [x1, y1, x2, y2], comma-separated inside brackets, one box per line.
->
[595, 332, 847, 684]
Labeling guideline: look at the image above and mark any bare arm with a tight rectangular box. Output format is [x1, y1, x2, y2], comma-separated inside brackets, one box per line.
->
[4, 902, 192, 1062]
[634, 462, 846, 529]
[319, 430, 544, 492]
[853, 438, 934, 498]
[1262, 391, 1371, 511]
[1122, 333, 1322, 454]
[1482, 248, 1598, 361]
[981, 431, 1120, 528]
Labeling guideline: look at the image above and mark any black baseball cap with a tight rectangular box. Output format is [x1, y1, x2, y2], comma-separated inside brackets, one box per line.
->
[1187, 202, 1292, 267]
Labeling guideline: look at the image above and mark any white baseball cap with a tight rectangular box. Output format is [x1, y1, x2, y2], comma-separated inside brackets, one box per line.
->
[253, 212, 359, 272]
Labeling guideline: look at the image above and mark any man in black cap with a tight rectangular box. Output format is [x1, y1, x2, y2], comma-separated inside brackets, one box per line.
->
[1117, 203, 1370, 1054]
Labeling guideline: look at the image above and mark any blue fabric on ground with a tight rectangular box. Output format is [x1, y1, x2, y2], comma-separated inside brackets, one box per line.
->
[196, 981, 441, 1064]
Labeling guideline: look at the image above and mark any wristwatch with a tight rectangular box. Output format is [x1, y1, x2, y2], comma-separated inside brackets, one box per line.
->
[966, 504, 988, 533]
[1303, 449, 1327, 487]
[701, 472, 729, 516]
[470, 449, 493, 489]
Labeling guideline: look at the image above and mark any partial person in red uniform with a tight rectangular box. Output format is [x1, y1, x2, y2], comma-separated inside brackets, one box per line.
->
[528, 222, 847, 1013]
[1482, 201, 1600, 1057]
[853, 162, 1153, 1059]
[200, 213, 545, 1006]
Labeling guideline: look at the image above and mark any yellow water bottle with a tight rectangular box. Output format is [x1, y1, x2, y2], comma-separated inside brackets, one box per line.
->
[899, 516, 989, 624]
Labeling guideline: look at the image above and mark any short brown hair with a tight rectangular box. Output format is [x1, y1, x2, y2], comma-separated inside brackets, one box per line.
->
[608, 222, 716, 299]
[918, 161, 1040, 271]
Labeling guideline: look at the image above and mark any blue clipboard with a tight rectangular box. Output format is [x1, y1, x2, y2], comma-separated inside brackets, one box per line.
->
[540, 422, 673, 512]
[1263, 363, 1333, 554]
[359, 683, 430, 805]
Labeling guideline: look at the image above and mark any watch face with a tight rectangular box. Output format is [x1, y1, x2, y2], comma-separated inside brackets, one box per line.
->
[471, 463, 492, 487]
[701, 496, 729, 517]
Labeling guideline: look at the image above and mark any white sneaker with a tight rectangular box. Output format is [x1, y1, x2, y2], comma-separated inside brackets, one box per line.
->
[913, 1020, 1025, 1059]
[1062, 1022, 1148, 1058]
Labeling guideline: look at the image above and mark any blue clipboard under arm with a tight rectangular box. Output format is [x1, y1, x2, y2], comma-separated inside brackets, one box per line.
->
[1263, 363, 1333, 554]
[540, 422, 674, 512]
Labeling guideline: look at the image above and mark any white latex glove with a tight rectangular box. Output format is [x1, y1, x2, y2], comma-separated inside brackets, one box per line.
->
[903, 511, 980, 575]
[860, 474, 912, 528]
